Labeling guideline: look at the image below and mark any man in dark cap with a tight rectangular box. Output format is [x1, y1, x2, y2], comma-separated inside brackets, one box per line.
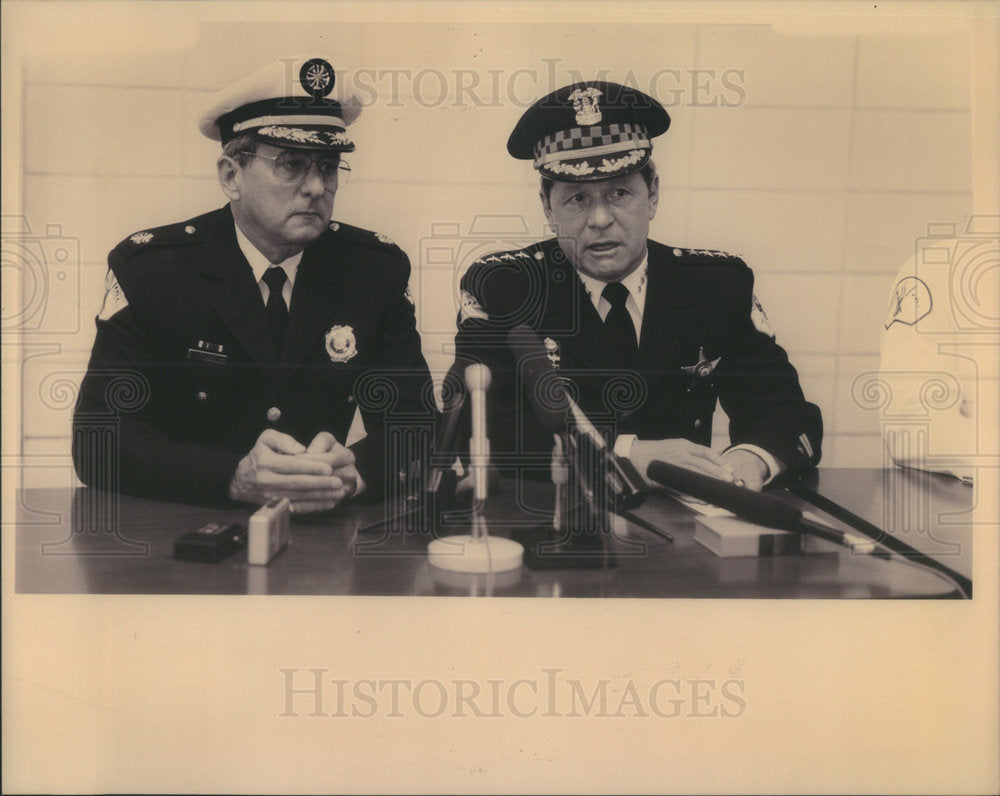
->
[73, 57, 433, 511]
[453, 81, 822, 490]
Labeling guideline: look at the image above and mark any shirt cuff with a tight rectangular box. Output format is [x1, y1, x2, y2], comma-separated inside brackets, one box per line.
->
[613, 434, 638, 459]
[725, 444, 785, 484]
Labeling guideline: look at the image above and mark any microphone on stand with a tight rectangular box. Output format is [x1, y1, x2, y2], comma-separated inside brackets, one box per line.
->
[564, 393, 647, 512]
[506, 324, 646, 511]
[425, 369, 467, 499]
[465, 363, 491, 504]
[426, 363, 523, 575]
[550, 434, 568, 533]
[505, 324, 667, 567]
[356, 362, 470, 537]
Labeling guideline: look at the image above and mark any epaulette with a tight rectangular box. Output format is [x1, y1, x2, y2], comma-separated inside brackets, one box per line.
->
[328, 220, 402, 251]
[667, 245, 744, 265]
[469, 244, 543, 269]
[114, 218, 208, 258]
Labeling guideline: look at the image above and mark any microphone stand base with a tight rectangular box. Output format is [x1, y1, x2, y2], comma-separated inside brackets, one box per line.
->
[513, 524, 617, 570]
[427, 534, 523, 574]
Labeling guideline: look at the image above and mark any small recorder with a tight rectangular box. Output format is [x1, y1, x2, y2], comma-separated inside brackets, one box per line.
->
[247, 497, 291, 565]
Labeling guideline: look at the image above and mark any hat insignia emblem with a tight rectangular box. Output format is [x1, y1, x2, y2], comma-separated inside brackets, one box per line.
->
[568, 87, 603, 125]
[300, 58, 335, 99]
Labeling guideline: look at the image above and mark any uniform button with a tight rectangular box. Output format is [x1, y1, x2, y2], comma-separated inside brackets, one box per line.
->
[197, 391, 207, 402]
[672, 248, 683, 257]
[694, 419, 702, 429]
[266, 406, 282, 422]
[534, 251, 544, 260]
[185, 225, 196, 234]
[330, 222, 340, 232]
[347, 395, 355, 404]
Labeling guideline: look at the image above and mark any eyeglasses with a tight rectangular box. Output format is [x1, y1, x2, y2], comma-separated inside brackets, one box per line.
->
[239, 151, 351, 186]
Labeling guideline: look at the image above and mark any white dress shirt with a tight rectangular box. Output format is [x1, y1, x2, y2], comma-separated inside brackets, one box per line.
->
[234, 222, 302, 308]
[576, 258, 648, 343]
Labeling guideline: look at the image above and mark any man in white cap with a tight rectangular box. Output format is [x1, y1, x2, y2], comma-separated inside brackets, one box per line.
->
[453, 81, 822, 490]
[73, 57, 433, 512]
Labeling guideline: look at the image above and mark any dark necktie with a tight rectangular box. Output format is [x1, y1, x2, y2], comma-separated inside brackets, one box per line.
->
[262, 266, 288, 350]
[602, 281, 639, 365]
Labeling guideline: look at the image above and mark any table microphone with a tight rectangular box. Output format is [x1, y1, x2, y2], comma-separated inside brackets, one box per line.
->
[645, 460, 881, 554]
[356, 367, 467, 537]
[647, 460, 973, 597]
[465, 363, 491, 502]
[426, 364, 468, 497]
[505, 324, 570, 434]
[506, 324, 645, 510]
[426, 363, 523, 575]
[505, 324, 664, 565]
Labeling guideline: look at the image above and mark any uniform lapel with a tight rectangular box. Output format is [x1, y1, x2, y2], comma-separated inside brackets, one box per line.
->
[199, 207, 278, 366]
[638, 244, 704, 371]
[540, 246, 619, 370]
[272, 234, 343, 393]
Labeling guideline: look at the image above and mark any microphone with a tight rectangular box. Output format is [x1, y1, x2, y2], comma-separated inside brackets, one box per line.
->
[465, 363, 491, 502]
[356, 366, 467, 536]
[426, 364, 468, 497]
[645, 460, 880, 553]
[506, 324, 645, 511]
[505, 324, 570, 434]
[427, 362, 524, 575]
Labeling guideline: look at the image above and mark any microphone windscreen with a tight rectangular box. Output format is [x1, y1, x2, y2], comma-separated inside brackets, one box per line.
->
[646, 460, 802, 531]
[464, 363, 492, 393]
[505, 324, 569, 434]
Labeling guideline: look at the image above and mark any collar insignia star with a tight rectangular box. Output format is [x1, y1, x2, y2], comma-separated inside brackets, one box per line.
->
[681, 347, 721, 378]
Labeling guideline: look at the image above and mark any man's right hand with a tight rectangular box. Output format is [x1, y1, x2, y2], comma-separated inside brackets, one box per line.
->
[228, 429, 355, 513]
[628, 438, 735, 484]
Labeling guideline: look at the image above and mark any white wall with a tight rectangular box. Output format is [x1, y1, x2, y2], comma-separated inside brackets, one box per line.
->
[6, 8, 979, 486]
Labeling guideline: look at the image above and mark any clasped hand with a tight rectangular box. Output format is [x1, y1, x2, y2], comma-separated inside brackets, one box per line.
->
[228, 430, 360, 514]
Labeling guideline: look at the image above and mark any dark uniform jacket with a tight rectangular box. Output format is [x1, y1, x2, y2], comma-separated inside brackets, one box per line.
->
[73, 205, 433, 504]
[452, 238, 822, 477]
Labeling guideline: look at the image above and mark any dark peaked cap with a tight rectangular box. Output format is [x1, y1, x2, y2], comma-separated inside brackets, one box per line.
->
[507, 81, 670, 181]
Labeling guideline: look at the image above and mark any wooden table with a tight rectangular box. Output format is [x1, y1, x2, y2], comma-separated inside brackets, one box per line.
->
[14, 468, 973, 597]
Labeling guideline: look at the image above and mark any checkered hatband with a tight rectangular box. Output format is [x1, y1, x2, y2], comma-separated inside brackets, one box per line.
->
[533, 123, 650, 168]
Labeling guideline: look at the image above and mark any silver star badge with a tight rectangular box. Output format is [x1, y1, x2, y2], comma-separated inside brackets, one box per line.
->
[681, 347, 721, 378]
